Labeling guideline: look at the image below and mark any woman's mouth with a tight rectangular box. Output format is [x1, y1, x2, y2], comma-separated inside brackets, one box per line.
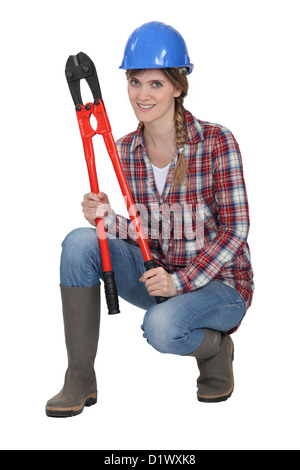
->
[137, 103, 155, 111]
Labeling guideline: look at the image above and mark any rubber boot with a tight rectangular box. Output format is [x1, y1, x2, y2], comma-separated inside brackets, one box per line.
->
[46, 285, 100, 417]
[188, 329, 234, 403]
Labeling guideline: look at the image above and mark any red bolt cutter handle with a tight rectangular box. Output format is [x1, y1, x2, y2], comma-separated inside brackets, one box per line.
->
[95, 105, 168, 302]
[75, 103, 120, 314]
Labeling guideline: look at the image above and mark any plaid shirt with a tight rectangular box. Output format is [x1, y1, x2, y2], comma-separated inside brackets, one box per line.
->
[105, 111, 254, 311]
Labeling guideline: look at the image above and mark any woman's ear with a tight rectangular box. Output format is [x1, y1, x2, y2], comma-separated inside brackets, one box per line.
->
[174, 88, 182, 98]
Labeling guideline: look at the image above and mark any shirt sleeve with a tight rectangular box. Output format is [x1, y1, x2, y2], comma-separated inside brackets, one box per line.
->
[170, 127, 250, 295]
[104, 208, 137, 241]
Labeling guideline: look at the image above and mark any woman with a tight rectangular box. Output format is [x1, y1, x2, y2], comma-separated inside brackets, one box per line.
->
[46, 21, 254, 417]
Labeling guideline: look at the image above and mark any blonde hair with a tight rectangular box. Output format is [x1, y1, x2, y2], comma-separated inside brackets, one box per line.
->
[126, 68, 189, 186]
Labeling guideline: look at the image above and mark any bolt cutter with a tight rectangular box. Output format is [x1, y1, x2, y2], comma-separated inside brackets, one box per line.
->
[65, 52, 168, 314]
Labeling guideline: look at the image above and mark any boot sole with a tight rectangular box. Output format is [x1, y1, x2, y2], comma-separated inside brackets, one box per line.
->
[197, 390, 233, 403]
[46, 392, 97, 418]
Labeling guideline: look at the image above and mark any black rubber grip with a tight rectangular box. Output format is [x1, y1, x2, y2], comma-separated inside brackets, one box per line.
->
[144, 259, 169, 304]
[103, 271, 120, 314]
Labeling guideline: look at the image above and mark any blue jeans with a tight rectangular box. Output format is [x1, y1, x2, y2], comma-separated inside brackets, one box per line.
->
[60, 228, 246, 355]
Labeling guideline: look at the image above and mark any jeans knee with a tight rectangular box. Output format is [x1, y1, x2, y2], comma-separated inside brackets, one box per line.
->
[62, 228, 97, 256]
[60, 228, 100, 286]
[142, 304, 186, 355]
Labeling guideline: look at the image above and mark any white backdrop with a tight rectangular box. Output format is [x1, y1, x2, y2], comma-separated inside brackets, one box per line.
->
[0, 0, 299, 450]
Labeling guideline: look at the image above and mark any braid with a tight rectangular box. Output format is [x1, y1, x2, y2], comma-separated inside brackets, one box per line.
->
[174, 96, 188, 186]
[162, 68, 189, 187]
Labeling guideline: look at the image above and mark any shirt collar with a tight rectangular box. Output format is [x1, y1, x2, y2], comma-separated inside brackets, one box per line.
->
[133, 122, 145, 149]
[185, 110, 204, 144]
[133, 110, 204, 150]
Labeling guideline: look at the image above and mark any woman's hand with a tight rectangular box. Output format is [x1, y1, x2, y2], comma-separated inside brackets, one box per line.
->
[140, 267, 176, 298]
[81, 192, 111, 227]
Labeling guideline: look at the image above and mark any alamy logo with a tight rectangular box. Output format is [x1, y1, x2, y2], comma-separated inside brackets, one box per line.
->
[101, 198, 205, 249]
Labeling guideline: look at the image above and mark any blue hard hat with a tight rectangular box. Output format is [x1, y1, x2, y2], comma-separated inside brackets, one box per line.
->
[120, 21, 194, 74]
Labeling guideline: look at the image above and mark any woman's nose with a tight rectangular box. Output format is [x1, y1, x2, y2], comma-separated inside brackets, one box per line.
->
[137, 85, 151, 101]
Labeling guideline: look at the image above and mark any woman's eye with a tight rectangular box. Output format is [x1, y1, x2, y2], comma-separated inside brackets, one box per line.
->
[131, 79, 140, 86]
[152, 81, 162, 88]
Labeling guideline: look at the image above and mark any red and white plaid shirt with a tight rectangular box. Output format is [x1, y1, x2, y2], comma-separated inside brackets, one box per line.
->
[105, 111, 254, 311]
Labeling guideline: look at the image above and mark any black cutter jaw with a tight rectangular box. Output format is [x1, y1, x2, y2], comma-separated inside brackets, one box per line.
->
[65, 52, 102, 106]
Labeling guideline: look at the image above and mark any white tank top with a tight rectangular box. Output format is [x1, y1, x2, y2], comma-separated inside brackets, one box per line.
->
[151, 162, 171, 195]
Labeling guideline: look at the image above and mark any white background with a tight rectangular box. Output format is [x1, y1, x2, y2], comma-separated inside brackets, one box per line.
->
[0, 0, 299, 450]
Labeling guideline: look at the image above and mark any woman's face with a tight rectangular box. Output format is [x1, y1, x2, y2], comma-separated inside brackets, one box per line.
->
[127, 69, 182, 125]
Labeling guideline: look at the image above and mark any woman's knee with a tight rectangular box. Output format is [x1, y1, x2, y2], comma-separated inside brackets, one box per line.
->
[60, 228, 100, 286]
[142, 302, 187, 355]
[62, 228, 98, 257]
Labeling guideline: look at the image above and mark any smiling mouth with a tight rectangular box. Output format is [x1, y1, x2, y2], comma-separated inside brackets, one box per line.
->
[138, 104, 155, 110]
